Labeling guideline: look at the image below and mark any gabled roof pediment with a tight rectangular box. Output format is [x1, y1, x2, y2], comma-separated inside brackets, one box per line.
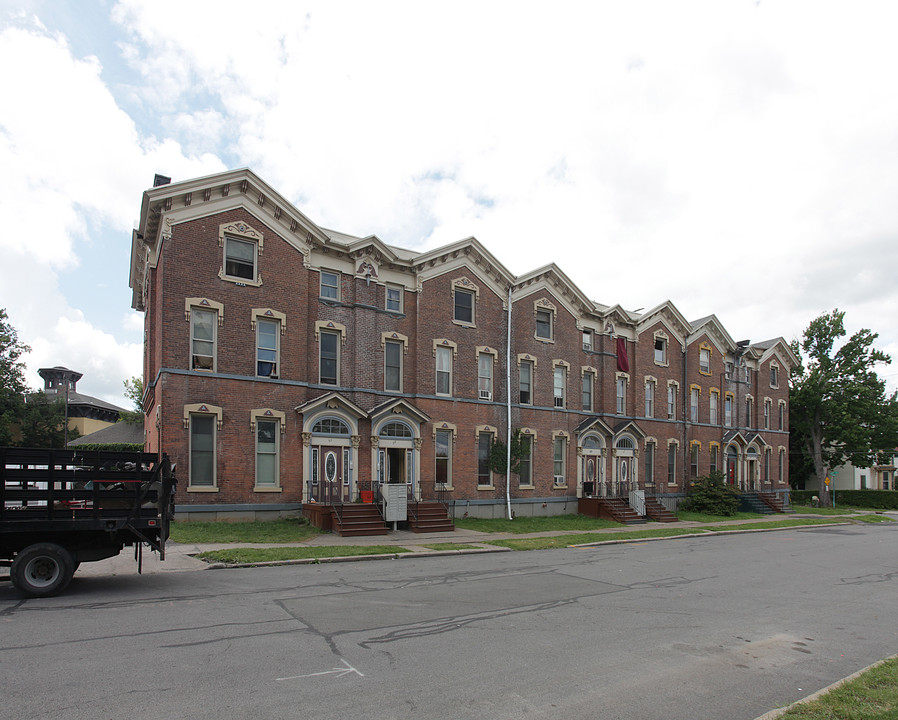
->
[688, 315, 736, 354]
[575, 416, 615, 436]
[295, 392, 368, 420]
[753, 337, 800, 370]
[368, 398, 431, 425]
[613, 420, 647, 439]
[635, 301, 692, 347]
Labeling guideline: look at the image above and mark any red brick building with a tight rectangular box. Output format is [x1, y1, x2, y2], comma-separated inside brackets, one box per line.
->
[129, 168, 797, 520]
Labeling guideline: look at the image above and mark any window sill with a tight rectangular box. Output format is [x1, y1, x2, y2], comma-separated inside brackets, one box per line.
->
[254, 486, 283, 493]
[452, 320, 476, 329]
[477, 484, 495, 490]
[534, 336, 555, 344]
[187, 486, 220, 493]
[220, 273, 262, 287]
[518, 484, 535, 490]
[654, 360, 669, 368]
[553, 484, 568, 490]
[435, 485, 454, 491]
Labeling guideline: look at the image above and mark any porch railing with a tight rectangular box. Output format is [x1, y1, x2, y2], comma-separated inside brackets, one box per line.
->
[435, 483, 454, 520]
[629, 489, 646, 516]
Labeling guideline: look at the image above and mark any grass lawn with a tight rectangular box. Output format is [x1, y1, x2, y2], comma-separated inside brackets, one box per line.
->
[792, 504, 862, 515]
[195, 545, 410, 563]
[170, 517, 321, 544]
[775, 657, 898, 719]
[453, 514, 623, 534]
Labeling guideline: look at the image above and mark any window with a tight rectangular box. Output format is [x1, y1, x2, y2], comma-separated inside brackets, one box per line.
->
[725, 361, 734, 379]
[582, 329, 593, 351]
[710, 444, 719, 474]
[710, 390, 719, 425]
[690, 387, 699, 422]
[745, 397, 753, 426]
[536, 309, 553, 340]
[223, 236, 257, 281]
[256, 318, 279, 377]
[435, 429, 452, 487]
[779, 449, 785, 484]
[518, 435, 533, 486]
[191, 308, 217, 371]
[382, 422, 412, 438]
[312, 417, 350, 435]
[725, 394, 733, 427]
[645, 380, 655, 418]
[478, 353, 493, 400]
[654, 337, 667, 364]
[385, 340, 402, 392]
[477, 432, 492, 486]
[519, 360, 533, 405]
[554, 366, 566, 408]
[255, 419, 279, 487]
[436, 346, 452, 396]
[764, 448, 771, 483]
[554, 436, 566, 486]
[699, 347, 711, 374]
[454, 288, 474, 324]
[764, 400, 771, 429]
[668, 443, 677, 484]
[644, 442, 655, 486]
[320, 271, 339, 300]
[189, 414, 216, 487]
[690, 443, 699, 478]
[779, 401, 785, 431]
[582, 371, 594, 411]
[616, 377, 627, 415]
[320, 331, 339, 385]
[386, 284, 403, 313]
[667, 384, 677, 420]
[770, 364, 779, 387]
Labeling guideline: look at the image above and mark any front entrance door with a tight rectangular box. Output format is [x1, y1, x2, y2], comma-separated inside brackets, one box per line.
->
[319, 447, 349, 503]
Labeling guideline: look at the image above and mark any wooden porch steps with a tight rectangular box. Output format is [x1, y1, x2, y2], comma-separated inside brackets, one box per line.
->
[756, 491, 794, 514]
[579, 497, 646, 525]
[644, 497, 679, 523]
[332, 503, 389, 537]
[408, 501, 455, 533]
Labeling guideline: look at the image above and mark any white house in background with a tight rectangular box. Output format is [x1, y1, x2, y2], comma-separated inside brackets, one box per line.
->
[829, 452, 897, 490]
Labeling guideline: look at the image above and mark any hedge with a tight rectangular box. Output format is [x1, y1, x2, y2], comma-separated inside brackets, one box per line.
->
[69, 443, 145, 453]
[791, 489, 898, 510]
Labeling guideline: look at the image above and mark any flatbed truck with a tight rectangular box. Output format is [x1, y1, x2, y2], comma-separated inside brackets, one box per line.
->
[0, 447, 176, 597]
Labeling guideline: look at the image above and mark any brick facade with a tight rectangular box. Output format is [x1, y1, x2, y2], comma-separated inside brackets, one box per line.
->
[130, 169, 798, 517]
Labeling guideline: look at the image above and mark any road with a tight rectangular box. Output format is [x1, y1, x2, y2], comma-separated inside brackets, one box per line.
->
[2, 522, 897, 720]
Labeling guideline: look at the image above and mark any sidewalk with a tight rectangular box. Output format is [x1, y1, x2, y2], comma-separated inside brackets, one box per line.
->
[74, 512, 879, 577]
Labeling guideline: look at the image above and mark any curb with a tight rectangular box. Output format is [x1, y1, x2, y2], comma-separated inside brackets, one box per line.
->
[753, 653, 898, 719]
[202, 545, 511, 569]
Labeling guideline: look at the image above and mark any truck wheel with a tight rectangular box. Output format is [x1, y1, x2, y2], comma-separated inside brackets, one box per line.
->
[10, 543, 75, 597]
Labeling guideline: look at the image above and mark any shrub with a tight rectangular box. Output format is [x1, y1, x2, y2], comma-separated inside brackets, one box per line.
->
[681, 470, 741, 516]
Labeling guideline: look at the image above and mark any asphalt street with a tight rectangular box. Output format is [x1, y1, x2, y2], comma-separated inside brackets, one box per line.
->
[1, 522, 897, 720]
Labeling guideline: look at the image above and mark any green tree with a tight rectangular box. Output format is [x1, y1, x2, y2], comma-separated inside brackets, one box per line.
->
[681, 471, 740, 516]
[0, 308, 30, 445]
[119, 375, 145, 425]
[488, 429, 529, 476]
[18, 393, 73, 448]
[790, 310, 898, 505]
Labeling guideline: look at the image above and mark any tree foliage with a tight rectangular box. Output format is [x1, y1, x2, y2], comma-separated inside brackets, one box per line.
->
[789, 309, 898, 502]
[19, 393, 74, 448]
[119, 375, 145, 425]
[0, 308, 30, 445]
[488, 429, 529, 476]
[681, 470, 740, 516]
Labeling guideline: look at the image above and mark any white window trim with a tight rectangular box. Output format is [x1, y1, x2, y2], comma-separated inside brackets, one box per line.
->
[251, 409, 285, 491]
[477, 346, 498, 401]
[534, 299, 557, 343]
[433, 339, 457, 397]
[385, 283, 404, 314]
[183, 403, 223, 492]
[186, 298, 223, 373]
[552, 431, 568, 487]
[451, 277, 479, 327]
[219, 221, 263, 287]
[653, 330, 670, 367]
[320, 269, 341, 301]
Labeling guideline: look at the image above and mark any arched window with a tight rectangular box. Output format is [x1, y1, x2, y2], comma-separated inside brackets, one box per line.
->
[615, 436, 635, 450]
[380, 421, 413, 438]
[582, 435, 601, 450]
[312, 417, 350, 435]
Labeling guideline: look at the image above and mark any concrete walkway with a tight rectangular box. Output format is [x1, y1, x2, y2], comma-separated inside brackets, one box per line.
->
[71, 511, 893, 577]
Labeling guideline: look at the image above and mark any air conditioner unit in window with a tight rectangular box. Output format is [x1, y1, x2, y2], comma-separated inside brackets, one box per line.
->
[583, 343, 592, 351]
[479, 390, 492, 400]
[554, 475, 565, 485]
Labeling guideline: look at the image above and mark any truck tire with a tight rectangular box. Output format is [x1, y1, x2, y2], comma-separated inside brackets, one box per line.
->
[10, 543, 75, 597]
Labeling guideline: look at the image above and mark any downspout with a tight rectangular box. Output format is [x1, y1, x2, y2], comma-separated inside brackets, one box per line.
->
[683, 342, 689, 496]
[506, 285, 513, 520]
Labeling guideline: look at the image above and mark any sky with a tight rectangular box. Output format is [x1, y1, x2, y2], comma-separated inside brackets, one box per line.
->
[2, 1, 898, 407]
